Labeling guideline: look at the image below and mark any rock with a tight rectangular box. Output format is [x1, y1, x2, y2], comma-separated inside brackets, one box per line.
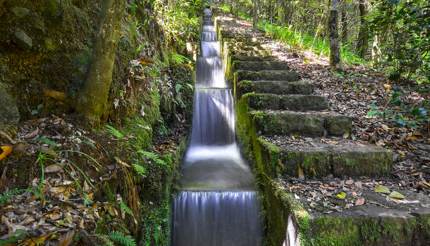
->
[0, 83, 20, 127]
[11, 7, 30, 18]
[14, 29, 33, 50]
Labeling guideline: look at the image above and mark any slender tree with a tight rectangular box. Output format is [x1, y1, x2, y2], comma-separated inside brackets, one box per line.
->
[357, 0, 369, 58]
[329, 0, 341, 68]
[76, 0, 126, 125]
[340, 0, 348, 44]
[253, 0, 259, 28]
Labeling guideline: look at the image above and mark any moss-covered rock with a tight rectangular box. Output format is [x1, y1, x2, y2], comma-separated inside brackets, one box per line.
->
[250, 110, 352, 137]
[247, 93, 329, 111]
[259, 138, 393, 178]
[236, 80, 314, 97]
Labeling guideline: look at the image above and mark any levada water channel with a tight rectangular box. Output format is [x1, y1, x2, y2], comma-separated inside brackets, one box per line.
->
[171, 8, 263, 246]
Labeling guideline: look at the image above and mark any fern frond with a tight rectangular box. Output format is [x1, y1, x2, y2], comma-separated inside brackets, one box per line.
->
[109, 231, 136, 246]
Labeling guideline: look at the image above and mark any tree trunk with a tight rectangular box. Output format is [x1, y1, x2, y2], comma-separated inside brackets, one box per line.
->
[329, 0, 341, 69]
[357, 0, 369, 58]
[253, 0, 259, 28]
[341, 1, 348, 44]
[76, 0, 125, 125]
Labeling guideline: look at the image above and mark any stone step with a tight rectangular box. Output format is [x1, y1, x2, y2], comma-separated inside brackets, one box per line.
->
[258, 136, 393, 177]
[235, 70, 301, 82]
[264, 180, 430, 246]
[237, 80, 314, 96]
[247, 94, 329, 111]
[233, 61, 290, 71]
[250, 110, 352, 137]
[231, 55, 276, 62]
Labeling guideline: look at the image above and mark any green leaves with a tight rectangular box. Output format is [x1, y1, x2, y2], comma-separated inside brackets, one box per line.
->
[109, 231, 136, 246]
[106, 125, 125, 139]
[138, 150, 167, 167]
[132, 163, 147, 176]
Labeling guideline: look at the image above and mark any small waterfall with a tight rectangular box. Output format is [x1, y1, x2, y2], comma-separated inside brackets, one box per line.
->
[172, 191, 262, 246]
[172, 8, 262, 246]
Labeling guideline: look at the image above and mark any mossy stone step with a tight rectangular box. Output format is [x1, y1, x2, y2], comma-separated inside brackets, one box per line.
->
[231, 55, 276, 62]
[248, 93, 329, 111]
[265, 180, 430, 246]
[233, 61, 290, 71]
[250, 110, 352, 137]
[235, 70, 301, 82]
[258, 137, 393, 177]
[237, 80, 314, 96]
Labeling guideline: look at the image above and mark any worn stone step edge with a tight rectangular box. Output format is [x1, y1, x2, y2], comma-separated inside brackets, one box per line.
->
[263, 179, 430, 246]
[236, 80, 314, 97]
[233, 60, 290, 71]
[234, 70, 301, 82]
[257, 137, 393, 178]
[250, 110, 352, 137]
[247, 93, 329, 111]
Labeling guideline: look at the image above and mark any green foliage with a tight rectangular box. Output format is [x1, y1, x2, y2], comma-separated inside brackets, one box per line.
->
[142, 199, 171, 246]
[169, 51, 191, 65]
[0, 188, 26, 206]
[36, 136, 58, 148]
[106, 125, 125, 139]
[137, 150, 167, 167]
[259, 21, 365, 65]
[32, 152, 47, 201]
[367, 0, 430, 83]
[119, 201, 135, 218]
[132, 163, 147, 176]
[0, 230, 28, 245]
[152, 0, 203, 47]
[108, 231, 136, 246]
[367, 90, 429, 128]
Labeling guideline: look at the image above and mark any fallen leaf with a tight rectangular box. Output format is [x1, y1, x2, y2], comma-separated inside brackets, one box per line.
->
[336, 192, 347, 199]
[115, 157, 131, 168]
[375, 184, 390, 194]
[43, 89, 66, 101]
[23, 128, 40, 139]
[0, 145, 13, 161]
[355, 197, 365, 206]
[58, 230, 75, 246]
[389, 191, 405, 200]
[45, 164, 63, 173]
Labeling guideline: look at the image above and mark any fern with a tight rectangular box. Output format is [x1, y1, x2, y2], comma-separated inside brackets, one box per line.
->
[119, 201, 134, 217]
[106, 125, 125, 139]
[169, 52, 190, 65]
[0, 188, 26, 205]
[137, 150, 166, 167]
[132, 164, 147, 176]
[109, 231, 136, 246]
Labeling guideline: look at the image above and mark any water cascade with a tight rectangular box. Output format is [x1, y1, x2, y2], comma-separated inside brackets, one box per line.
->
[171, 9, 263, 246]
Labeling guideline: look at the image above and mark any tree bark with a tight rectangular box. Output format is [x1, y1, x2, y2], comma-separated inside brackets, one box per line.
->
[357, 0, 369, 58]
[253, 0, 259, 28]
[76, 0, 125, 125]
[329, 0, 341, 69]
[341, 1, 348, 44]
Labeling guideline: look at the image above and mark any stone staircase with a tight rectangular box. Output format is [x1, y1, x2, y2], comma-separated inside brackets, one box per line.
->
[217, 16, 430, 246]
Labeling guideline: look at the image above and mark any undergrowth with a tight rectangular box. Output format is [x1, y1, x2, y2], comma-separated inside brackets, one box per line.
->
[258, 21, 365, 65]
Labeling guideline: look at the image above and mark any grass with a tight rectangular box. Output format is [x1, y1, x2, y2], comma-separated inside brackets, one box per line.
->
[258, 21, 365, 65]
[218, 3, 365, 65]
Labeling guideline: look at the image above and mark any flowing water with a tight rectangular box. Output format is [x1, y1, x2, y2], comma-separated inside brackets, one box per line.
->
[171, 9, 263, 246]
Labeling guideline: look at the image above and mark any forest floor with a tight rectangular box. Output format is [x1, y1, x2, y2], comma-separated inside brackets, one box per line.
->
[219, 14, 430, 214]
[0, 57, 190, 244]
